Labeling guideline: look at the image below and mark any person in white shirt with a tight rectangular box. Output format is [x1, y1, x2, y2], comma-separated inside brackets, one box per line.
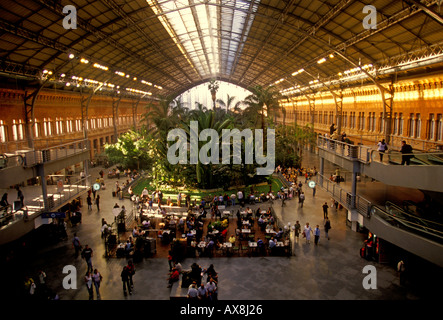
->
[377, 139, 388, 162]
[187, 283, 199, 299]
[205, 278, 217, 301]
[304, 223, 313, 244]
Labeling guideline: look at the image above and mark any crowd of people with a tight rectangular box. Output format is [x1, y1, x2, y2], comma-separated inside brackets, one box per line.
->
[167, 262, 219, 301]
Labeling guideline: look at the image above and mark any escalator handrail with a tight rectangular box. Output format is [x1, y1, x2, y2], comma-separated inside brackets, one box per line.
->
[372, 205, 443, 241]
[385, 201, 443, 229]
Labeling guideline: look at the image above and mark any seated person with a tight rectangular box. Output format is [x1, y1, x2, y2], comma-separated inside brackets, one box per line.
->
[228, 234, 236, 244]
[124, 240, 133, 255]
[206, 239, 215, 251]
[132, 227, 139, 237]
[142, 220, 150, 229]
[257, 238, 265, 254]
[258, 215, 265, 226]
[268, 237, 276, 254]
[275, 228, 284, 240]
[167, 267, 180, 288]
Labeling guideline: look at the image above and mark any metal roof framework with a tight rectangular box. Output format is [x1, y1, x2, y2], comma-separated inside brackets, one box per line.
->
[0, 0, 442, 100]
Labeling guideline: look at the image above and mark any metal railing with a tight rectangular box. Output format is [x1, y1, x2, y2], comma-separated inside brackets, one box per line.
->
[0, 139, 89, 169]
[371, 204, 443, 244]
[317, 136, 372, 163]
[0, 175, 91, 229]
[370, 149, 443, 165]
[313, 173, 372, 217]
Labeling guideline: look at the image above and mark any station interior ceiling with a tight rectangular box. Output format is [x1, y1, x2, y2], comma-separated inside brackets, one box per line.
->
[0, 0, 443, 101]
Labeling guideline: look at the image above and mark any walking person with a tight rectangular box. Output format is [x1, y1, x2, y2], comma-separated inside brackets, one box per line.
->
[92, 269, 103, 300]
[86, 194, 92, 210]
[16, 186, 24, 208]
[314, 225, 321, 245]
[81, 245, 94, 273]
[121, 266, 132, 296]
[400, 140, 413, 165]
[85, 271, 94, 300]
[293, 221, 301, 243]
[126, 260, 135, 291]
[322, 202, 329, 219]
[72, 233, 81, 258]
[324, 217, 331, 240]
[303, 222, 313, 244]
[95, 194, 100, 211]
[377, 139, 388, 162]
[299, 192, 305, 208]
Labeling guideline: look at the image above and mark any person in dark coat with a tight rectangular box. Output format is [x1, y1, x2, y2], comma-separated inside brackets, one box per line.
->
[400, 141, 413, 165]
[121, 266, 132, 296]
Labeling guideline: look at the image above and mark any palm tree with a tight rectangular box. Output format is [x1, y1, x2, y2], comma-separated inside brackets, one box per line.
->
[208, 79, 219, 109]
[216, 94, 242, 113]
[142, 95, 175, 138]
[243, 84, 284, 131]
[181, 108, 233, 188]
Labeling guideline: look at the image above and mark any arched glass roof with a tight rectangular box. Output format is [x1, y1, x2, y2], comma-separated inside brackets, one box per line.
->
[0, 0, 442, 100]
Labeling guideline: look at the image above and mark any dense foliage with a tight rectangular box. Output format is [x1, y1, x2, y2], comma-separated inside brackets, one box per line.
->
[105, 86, 316, 190]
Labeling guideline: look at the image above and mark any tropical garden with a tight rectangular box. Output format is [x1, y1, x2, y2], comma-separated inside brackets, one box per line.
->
[104, 81, 316, 196]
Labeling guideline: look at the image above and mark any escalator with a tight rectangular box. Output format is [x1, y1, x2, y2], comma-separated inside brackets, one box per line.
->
[365, 204, 443, 267]
[384, 201, 443, 244]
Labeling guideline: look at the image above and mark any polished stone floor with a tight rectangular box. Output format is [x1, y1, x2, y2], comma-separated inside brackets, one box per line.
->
[1, 151, 441, 301]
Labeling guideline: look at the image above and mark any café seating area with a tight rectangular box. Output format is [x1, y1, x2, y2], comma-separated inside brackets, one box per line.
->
[107, 202, 292, 260]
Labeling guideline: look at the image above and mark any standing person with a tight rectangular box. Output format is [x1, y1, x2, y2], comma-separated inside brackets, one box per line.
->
[322, 202, 329, 219]
[92, 269, 103, 300]
[95, 194, 100, 211]
[187, 283, 199, 299]
[330, 123, 336, 135]
[312, 185, 316, 197]
[303, 222, 313, 244]
[167, 251, 174, 271]
[0, 192, 9, 207]
[237, 190, 243, 207]
[121, 266, 132, 296]
[86, 194, 92, 210]
[72, 233, 81, 258]
[377, 139, 388, 162]
[314, 225, 321, 245]
[126, 260, 135, 291]
[400, 141, 413, 165]
[299, 192, 305, 208]
[16, 186, 24, 208]
[397, 260, 406, 285]
[324, 218, 331, 240]
[197, 283, 208, 300]
[85, 271, 94, 300]
[177, 192, 181, 207]
[294, 221, 301, 243]
[81, 245, 93, 273]
[205, 278, 218, 301]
